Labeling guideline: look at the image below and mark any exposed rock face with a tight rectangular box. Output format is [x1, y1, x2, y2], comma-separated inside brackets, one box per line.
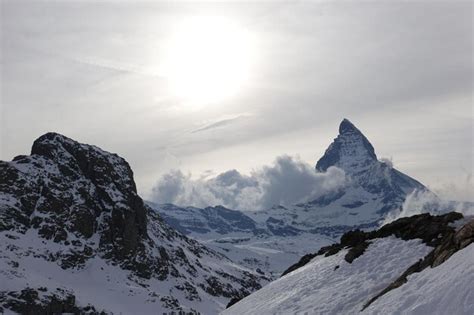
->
[316, 119, 377, 174]
[0, 133, 265, 314]
[0, 287, 104, 315]
[432, 218, 474, 266]
[1, 132, 147, 260]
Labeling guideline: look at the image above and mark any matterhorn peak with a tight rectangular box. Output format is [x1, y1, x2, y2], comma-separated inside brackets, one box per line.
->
[339, 118, 361, 135]
[315, 119, 425, 202]
[316, 119, 376, 174]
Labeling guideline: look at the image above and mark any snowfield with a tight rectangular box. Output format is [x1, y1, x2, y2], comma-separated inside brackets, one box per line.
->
[223, 237, 431, 315]
[366, 243, 474, 315]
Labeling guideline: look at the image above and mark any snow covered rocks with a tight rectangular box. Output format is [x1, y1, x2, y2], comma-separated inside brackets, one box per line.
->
[0, 133, 265, 314]
[224, 212, 474, 315]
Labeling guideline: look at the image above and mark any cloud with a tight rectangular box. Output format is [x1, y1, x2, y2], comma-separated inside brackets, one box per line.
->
[382, 189, 474, 225]
[191, 114, 251, 133]
[151, 155, 347, 210]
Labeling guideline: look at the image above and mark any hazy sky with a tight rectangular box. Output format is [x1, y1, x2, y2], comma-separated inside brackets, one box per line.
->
[1, 1, 473, 202]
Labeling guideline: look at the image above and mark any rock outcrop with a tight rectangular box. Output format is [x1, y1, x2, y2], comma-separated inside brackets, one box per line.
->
[281, 212, 463, 277]
[0, 133, 265, 314]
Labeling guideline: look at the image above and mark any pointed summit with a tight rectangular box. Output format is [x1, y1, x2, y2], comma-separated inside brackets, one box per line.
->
[339, 118, 360, 135]
[316, 119, 376, 173]
[315, 119, 425, 202]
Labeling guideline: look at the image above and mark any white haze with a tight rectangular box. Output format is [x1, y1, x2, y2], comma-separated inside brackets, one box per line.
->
[383, 189, 474, 225]
[152, 155, 346, 210]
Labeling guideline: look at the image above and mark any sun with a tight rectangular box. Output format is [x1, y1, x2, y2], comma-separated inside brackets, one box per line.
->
[162, 17, 256, 106]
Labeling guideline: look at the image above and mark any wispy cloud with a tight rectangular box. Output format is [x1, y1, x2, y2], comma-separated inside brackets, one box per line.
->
[191, 114, 253, 133]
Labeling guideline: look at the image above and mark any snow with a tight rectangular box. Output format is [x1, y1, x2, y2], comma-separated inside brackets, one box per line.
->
[223, 237, 431, 315]
[202, 233, 335, 278]
[0, 227, 250, 315]
[366, 243, 474, 315]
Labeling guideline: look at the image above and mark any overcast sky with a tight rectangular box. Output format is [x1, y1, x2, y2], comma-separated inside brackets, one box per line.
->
[1, 1, 473, 202]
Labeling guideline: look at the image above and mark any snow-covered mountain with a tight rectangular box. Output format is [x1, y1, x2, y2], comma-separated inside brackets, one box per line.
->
[152, 119, 427, 277]
[0, 133, 266, 314]
[224, 212, 474, 314]
[245, 118, 426, 231]
[148, 202, 335, 279]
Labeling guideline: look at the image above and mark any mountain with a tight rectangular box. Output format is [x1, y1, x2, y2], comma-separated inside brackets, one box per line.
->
[244, 119, 426, 231]
[148, 202, 334, 279]
[223, 212, 474, 314]
[152, 119, 427, 277]
[150, 203, 264, 236]
[0, 133, 266, 315]
[316, 118, 425, 212]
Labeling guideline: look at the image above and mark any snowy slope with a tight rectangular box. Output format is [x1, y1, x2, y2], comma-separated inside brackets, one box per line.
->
[366, 243, 474, 314]
[224, 213, 474, 315]
[0, 133, 265, 314]
[223, 237, 431, 315]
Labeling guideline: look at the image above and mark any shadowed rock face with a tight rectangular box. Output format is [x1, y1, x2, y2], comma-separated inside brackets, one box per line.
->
[316, 119, 376, 173]
[1, 132, 147, 260]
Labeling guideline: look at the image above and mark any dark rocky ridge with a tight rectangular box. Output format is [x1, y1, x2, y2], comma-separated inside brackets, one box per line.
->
[0, 132, 265, 314]
[1, 132, 147, 263]
[281, 212, 464, 277]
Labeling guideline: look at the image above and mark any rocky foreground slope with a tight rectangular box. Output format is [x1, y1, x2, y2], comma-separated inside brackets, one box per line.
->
[224, 212, 474, 314]
[0, 133, 266, 314]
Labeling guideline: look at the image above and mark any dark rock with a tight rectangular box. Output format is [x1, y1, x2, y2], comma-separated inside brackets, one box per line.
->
[226, 296, 244, 309]
[316, 119, 376, 172]
[1, 288, 82, 315]
[344, 241, 370, 263]
[282, 212, 463, 277]
[53, 228, 68, 243]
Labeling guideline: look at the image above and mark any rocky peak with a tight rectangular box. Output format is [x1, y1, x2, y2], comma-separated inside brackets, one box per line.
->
[313, 119, 425, 213]
[1, 132, 147, 260]
[316, 119, 377, 174]
[31, 132, 137, 194]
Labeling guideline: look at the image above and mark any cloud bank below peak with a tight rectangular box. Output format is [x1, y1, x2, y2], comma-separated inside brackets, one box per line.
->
[151, 155, 347, 211]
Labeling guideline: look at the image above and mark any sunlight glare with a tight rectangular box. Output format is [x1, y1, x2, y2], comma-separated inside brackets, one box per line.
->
[163, 17, 256, 106]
